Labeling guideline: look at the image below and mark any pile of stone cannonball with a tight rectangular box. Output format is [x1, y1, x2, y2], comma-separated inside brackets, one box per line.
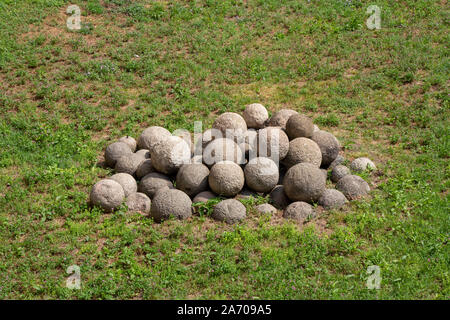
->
[90, 103, 376, 224]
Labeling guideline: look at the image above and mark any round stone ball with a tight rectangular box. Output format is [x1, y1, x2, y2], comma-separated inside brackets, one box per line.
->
[243, 103, 269, 129]
[193, 191, 217, 203]
[150, 136, 191, 175]
[350, 157, 377, 172]
[244, 157, 279, 193]
[114, 153, 144, 176]
[118, 136, 137, 152]
[208, 161, 245, 197]
[318, 189, 348, 210]
[283, 163, 326, 203]
[135, 159, 154, 179]
[126, 192, 151, 214]
[269, 185, 290, 209]
[257, 126, 289, 161]
[108, 173, 137, 197]
[311, 130, 340, 167]
[203, 138, 244, 167]
[90, 179, 125, 212]
[137, 126, 171, 151]
[282, 137, 322, 168]
[176, 163, 210, 197]
[212, 199, 246, 224]
[286, 114, 314, 140]
[328, 154, 345, 170]
[336, 175, 370, 200]
[283, 201, 315, 222]
[255, 203, 277, 215]
[138, 172, 174, 199]
[150, 189, 192, 223]
[212, 112, 247, 141]
[267, 109, 298, 130]
[331, 165, 350, 183]
[105, 142, 133, 168]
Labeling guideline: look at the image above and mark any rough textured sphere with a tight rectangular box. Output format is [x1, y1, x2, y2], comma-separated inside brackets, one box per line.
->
[138, 172, 174, 199]
[283, 201, 315, 222]
[208, 161, 245, 197]
[331, 165, 350, 183]
[212, 199, 246, 224]
[135, 149, 150, 159]
[118, 136, 137, 152]
[257, 126, 289, 161]
[203, 138, 244, 167]
[151, 136, 191, 175]
[135, 159, 154, 179]
[269, 185, 290, 209]
[255, 203, 277, 215]
[150, 189, 192, 223]
[90, 179, 125, 212]
[350, 157, 377, 172]
[318, 189, 348, 210]
[192, 191, 217, 203]
[286, 114, 314, 140]
[336, 175, 370, 200]
[267, 109, 298, 130]
[282, 137, 322, 168]
[283, 163, 326, 203]
[108, 173, 137, 197]
[176, 163, 210, 197]
[243, 103, 269, 129]
[115, 153, 144, 176]
[328, 155, 344, 170]
[212, 112, 247, 141]
[137, 126, 171, 151]
[311, 130, 340, 167]
[126, 192, 151, 214]
[244, 157, 279, 193]
[105, 142, 133, 168]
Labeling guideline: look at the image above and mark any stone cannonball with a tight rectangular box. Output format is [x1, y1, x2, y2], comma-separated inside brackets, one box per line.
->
[257, 126, 289, 161]
[203, 138, 244, 167]
[137, 126, 171, 151]
[208, 161, 245, 197]
[243, 103, 269, 129]
[255, 203, 277, 215]
[212, 112, 247, 141]
[283, 163, 326, 203]
[350, 157, 377, 172]
[150, 189, 192, 223]
[90, 179, 125, 212]
[244, 157, 279, 193]
[336, 175, 370, 200]
[125, 192, 151, 214]
[318, 189, 348, 210]
[192, 191, 217, 203]
[212, 199, 246, 224]
[267, 109, 298, 130]
[282, 137, 322, 168]
[176, 163, 210, 197]
[150, 136, 191, 175]
[108, 173, 137, 197]
[115, 153, 144, 176]
[331, 165, 350, 183]
[138, 172, 174, 199]
[135, 159, 154, 179]
[118, 136, 137, 152]
[283, 201, 315, 222]
[311, 130, 340, 167]
[286, 114, 314, 140]
[269, 185, 291, 209]
[104, 142, 133, 168]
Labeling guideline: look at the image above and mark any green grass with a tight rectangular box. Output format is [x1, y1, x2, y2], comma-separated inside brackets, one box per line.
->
[0, 0, 448, 299]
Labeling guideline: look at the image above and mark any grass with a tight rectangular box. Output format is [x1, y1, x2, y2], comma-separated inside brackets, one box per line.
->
[0, 0, 448, 299]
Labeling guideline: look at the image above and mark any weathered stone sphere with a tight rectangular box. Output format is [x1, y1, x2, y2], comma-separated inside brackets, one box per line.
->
[318, 189, 348, 210]
[283, 201, 315, 222]
[150, 136, 191, 175]
[328, 155, 344, 170]
[267, 109, 298, 130]
[336, 175, 370, 200]
[286, 114, 314, 140]
[311, 130, 340, 167]
[283, 163, 326, 203]
[255, 203, 277, 215]
[331, 165, 350, 183]
[135, 159, 154, 179]
[212, 199, 246, 224]
[105, 142, 133, 168]
[208, 161, 244, 197]
[282, 137, 322, 168]
[118, 136, 137, 152]
[244, 157, 279, 193]
[243, 103, 269, 129]
[150, 189, 192, 223]
[350, 157, 377, 172]
[115, 153, 144, 176]
[203, 138, 244, 167]
[176, 163, 210, 197]
[108, 173, 137, 197]
[138, 172, 174, 199]
[90, 179, 125, 212]
[126, 192, 151, 214]
[269, 185, 290, 209]
[137, 126, 171, 151]
[212, 112, 247, 141]
[257, 126, 289, 161]
[192, 191, 217, 203]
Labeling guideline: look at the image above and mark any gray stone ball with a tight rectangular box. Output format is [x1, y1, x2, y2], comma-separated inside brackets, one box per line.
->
[257, 126, 289, 161]
[118, 136, 137, 152]
[336, 175, 370, 200]
[318, 189, 348, 210]
[150, 189, 192, 223]
[212, 199, 246, 224]
[283, 201, 315, 222]
[243, 103, 269, 129]
[244, 157, 279, 193]
[311, 130, 341, 167]
[137, 126, 171, 151]
[331, 165, 350, 183]
[255, 203, 277, 215]
[286, 114, 314, 140]
[105, 142, 133, 168]
[269, 185, 290, 209]
[90, 179, 125, 212]
[135, 159, 154, 179]
[282, 137, 322, 168]
[115, 153, 145, 176]
[212, 112, 247, 140]
[283, 162, 326, 203]
[328, 155, 345, 170]
[176, 163, 210, 197]
[267, 109, 298, 130]
[208, 161, 245, 197]
[203, 138, 244, 167]
[150, 136, 191, 175]
[108, 173, 137, 197]
[126, 192, 151, 214]
[138, 172, 174, 199]
[193, 191, 217, 203]
[350, 157, 377, 172]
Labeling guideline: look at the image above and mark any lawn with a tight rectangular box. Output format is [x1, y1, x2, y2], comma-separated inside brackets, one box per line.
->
[0, 0, 448, 299]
